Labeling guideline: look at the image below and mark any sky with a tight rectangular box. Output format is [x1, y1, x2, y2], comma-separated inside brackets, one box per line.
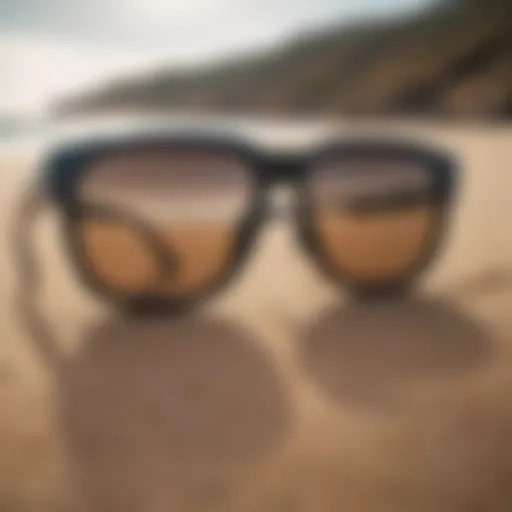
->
[0, 0, 434, 116]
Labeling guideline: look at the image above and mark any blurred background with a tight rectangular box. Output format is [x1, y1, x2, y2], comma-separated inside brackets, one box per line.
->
[1, 0, 511, 131]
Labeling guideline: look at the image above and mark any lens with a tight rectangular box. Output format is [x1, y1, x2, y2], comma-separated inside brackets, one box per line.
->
[309, 154, 441, 285]
[81, 216, 160, 295]
[77, 147, 253, 298]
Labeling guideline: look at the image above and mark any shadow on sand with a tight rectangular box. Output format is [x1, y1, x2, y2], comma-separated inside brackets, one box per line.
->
[17, 297, 290, 511]
[298, 296, 494, 410]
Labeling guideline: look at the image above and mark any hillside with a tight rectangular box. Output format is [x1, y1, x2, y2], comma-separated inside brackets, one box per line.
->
[54, 0, 512, 120]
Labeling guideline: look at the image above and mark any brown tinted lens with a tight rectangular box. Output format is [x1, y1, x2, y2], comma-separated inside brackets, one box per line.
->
[81, 217, 160, 295]
[309, 155, 441, 285]
[78, 147, 252, 297]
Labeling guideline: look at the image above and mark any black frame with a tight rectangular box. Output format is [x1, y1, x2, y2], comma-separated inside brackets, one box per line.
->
[41, 132, 458, 314]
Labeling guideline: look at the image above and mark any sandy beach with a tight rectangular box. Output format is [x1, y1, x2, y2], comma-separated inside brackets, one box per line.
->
[1, 123, 512, 511]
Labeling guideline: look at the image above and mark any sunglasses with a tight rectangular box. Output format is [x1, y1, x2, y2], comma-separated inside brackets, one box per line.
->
[23, 133, 457, 314]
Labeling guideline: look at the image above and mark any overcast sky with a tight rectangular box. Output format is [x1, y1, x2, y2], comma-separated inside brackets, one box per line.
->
[0, 0, 433, 115]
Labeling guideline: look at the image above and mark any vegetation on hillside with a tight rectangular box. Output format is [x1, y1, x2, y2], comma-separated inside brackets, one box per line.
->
[54, 0, 512, 120]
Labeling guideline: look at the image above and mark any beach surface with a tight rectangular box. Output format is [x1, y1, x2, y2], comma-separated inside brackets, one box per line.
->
[1, 123, 512, 511]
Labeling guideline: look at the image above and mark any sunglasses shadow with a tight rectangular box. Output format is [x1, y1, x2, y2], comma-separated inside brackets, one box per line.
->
[16, 295, 290, 511]
[298, 290, 498, 411]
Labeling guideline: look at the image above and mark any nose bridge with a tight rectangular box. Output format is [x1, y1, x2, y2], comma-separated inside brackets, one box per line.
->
[259, 154, 306, 221]
[263, 153, 305, 185]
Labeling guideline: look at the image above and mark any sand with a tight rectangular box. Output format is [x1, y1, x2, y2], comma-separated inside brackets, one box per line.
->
[1, 124, 512, 512]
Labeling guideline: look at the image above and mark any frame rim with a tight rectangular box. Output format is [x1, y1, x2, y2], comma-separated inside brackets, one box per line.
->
[54, 135, 267, 314]
[296, 138, 458, 297]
